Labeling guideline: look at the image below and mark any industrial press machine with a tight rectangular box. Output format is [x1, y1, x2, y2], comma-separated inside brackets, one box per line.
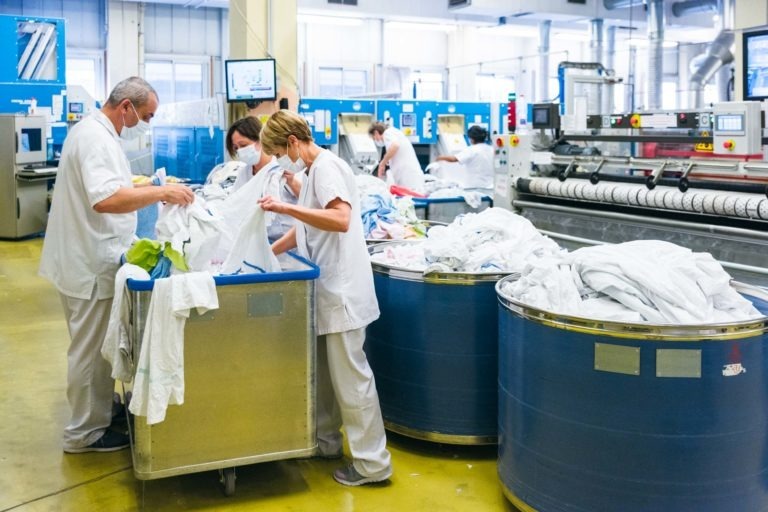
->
[494, 101, 768, 286]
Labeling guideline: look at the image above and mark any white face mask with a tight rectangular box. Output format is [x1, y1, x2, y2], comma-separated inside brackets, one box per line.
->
[277, 144, 307, 173]
[236, 144, 261, 167]
[120, 102, 150, 141]
[374, 140, 385, 148]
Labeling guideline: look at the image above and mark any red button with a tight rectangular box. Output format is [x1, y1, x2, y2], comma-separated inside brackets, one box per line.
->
[723, 141, 733, 149]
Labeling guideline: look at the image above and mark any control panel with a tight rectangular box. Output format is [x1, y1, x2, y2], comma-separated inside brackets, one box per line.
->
[712, 102, 762, 156]
[377, 100, 436, 144]
[492, 132, 533, 211]
[586, 111, 712, 130]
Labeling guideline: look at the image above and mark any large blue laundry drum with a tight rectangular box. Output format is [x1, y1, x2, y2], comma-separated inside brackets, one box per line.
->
[496, 276, 768, 512]
[365, 242, 513, 444]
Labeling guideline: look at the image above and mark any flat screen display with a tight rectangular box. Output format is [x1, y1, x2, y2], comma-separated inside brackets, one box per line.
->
[400, 113, 416, 127]
[715, 114, 744, 133]
[743, 29, 768, 101]
[225, 59, 277, 102]
[533, 107, 550, 125]
[19, 128, 42, 153]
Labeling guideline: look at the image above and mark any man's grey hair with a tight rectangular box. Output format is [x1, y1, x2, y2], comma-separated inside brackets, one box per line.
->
[106, 76, 158, 108]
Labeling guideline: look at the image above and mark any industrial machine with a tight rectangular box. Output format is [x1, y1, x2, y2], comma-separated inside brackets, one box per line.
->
[151, 96, 227, 182]
[432, 101, 492, 160]
[494, 101, 768, 286]
[0, 15, 68, 159]
[376, 100, 437, 168]
[298, 98, 378, 173]
[0, 114, 56, 239]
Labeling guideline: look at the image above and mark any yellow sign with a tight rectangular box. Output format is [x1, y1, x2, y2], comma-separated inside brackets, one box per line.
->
[694, 143, 713, 152]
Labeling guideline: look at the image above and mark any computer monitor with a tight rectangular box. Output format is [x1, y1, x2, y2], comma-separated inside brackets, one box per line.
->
[743, 28, 768, 101]
[225, 58, 277, 103]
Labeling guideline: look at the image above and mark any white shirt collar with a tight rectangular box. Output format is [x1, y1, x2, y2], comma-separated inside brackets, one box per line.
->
[92, 109, 120, 140]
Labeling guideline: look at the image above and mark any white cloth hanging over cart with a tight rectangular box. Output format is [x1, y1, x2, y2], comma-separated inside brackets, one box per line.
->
[129, 272, 219, 425]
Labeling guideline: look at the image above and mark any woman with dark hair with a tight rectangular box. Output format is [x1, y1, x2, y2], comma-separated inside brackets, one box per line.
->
[434, 124, 494, 190]
[225, 115, 298, 238]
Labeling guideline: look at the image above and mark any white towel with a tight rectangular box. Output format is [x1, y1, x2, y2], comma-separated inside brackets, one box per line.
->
[101, 263, 150, 382]
[129, 272, 218, 425]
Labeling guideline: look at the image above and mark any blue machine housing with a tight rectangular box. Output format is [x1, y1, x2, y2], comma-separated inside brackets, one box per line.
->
[375, 100, 438, 145]
[152, 126, 224, 183]
[434, 101, 491, 143]
[0, 15, 68, 156]
[297, 98, 376, 146]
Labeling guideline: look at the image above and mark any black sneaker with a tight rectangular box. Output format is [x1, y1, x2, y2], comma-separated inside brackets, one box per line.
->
[64, 430, 130, 454]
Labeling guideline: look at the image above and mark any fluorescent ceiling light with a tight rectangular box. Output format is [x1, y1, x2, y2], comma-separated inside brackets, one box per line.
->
[297, 14, 363, 26]
[386, 21, 456, 32]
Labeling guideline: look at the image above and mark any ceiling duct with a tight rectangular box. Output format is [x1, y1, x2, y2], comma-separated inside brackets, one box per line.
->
[672, 0, 717, 17]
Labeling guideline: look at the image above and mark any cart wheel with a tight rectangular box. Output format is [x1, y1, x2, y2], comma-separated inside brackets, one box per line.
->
[221, 468, 236, 496]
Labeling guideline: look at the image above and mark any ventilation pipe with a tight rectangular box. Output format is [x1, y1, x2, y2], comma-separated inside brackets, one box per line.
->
[603, 25, 616, 114]
[647, 0, 664, 110]
[589, 19, 604, 111]
[672, 0, 717, 17]
[538, 20, 551, 102]
[626, 45, 637, 111]
[688, 0, 734, 107]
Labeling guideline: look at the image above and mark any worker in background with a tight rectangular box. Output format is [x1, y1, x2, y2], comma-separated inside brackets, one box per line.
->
[39, 76, 195, 454]
[225, 115, 298, 239]
[368, 121, 426, 193]
[259, 110, 392, 487]
[434, 125, 494, 190]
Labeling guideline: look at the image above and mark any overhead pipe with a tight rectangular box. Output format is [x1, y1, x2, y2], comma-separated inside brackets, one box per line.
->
[688, 0, 735, 107]
[626, 45, 637, 112]
[603, 25, 617, 114]
[646, 0, 664, 110]
[672, 0, 717, 17]
[589, 19, 604, 113]
[538, 20, 551, 102]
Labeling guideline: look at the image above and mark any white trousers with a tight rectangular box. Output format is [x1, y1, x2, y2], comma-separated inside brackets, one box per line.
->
[316, 327, 391, 477]
[59, 293, 114, 450]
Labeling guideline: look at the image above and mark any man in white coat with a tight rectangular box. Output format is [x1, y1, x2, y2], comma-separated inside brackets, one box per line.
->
[39, 76, 195, 453]
[368, 122, 425, 193]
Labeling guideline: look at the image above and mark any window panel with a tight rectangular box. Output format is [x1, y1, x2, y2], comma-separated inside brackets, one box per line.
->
[66, 57, 98, 100]
[174, 63, 203, 102]
[318, 67, 344, 98]
[146, 61, 174, 102]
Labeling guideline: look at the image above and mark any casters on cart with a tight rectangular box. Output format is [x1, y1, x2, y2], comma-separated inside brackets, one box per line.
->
[219, 467, 237, 496]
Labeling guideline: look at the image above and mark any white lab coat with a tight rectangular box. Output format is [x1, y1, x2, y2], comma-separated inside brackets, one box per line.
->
[232, 157, 297, 239]
[296, 150, 380, 335]
[39, 110, 136, 300]
[455, 142, 494, 189]
[382, 127, 425, 193]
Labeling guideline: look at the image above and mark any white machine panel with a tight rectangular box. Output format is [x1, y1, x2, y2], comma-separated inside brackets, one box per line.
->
[712, 102, 762, 157]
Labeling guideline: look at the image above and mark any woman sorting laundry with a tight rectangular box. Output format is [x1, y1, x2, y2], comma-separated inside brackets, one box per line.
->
[258, 109, 392, 487]
[225, 116, 298, 239]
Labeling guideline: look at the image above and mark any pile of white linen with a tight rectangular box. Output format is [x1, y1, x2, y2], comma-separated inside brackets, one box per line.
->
[370, 207, 562, 273]
[502, 240, 763, 324]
